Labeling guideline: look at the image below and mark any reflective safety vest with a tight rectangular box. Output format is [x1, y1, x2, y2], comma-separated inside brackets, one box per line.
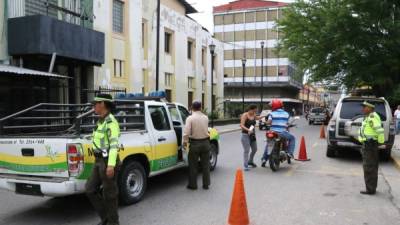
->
[358, 112, 385, 144]
[93, 113, 120, 166]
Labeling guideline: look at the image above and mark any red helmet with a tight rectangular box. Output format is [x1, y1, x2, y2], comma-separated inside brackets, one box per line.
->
[271, 99, 283, 111]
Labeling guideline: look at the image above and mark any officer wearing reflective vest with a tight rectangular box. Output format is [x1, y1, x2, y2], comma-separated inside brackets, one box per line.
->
[86, 94, 121, 225]
[358, 101, 384, 195]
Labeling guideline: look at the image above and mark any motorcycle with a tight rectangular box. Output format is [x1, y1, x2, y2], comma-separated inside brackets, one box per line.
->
[265, 118, 298, 171]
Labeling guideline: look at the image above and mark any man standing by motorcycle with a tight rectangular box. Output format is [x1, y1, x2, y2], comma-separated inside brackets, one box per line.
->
[261, 99, 296, 167]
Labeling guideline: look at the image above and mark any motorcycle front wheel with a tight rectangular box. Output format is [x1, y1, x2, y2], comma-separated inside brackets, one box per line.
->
[269, 147, 281, 172]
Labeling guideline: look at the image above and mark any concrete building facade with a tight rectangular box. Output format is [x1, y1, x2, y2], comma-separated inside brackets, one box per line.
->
[0, 0, 224, 117]
[213, 0, 302, 115]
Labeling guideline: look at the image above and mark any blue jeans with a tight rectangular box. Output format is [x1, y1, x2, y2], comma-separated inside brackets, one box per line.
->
[396, 119, 400, 134]
[262, 131, 296, 161]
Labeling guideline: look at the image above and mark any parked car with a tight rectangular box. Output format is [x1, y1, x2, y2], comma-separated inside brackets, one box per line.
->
[326, 96, 395, 160]
[259, 109, 272, 130]
[308, 107, 327, 125]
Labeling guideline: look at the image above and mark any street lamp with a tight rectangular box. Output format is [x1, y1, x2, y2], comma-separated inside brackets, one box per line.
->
[155, 0, 161, 91]
[209, 43, 216, 127]
[242, 58, 247, 112]
[260, 41, 265, 112]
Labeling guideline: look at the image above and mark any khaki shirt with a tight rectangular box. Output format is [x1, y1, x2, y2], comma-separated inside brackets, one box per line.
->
[183, 111, 209, 142]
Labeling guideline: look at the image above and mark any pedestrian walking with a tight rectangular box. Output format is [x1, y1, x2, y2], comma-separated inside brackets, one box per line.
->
[394, 105, 400, 134]
[183, 101, 211, 190]
[240, 105, 264, 171]
[358, 101, 385, 195]
[86, 94, 121, 225]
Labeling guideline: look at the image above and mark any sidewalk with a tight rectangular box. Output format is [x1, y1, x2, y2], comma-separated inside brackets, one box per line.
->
[391, 134, 400, 169]
[214, 123, 241, 134]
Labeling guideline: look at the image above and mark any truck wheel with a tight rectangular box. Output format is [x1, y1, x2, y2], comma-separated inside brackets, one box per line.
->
[326, 145, 336, 158]
[210, 143, 218, 171]
[380, 148, 392, 162]
[309, 120, 313, 125]
[118, 161, 147, 205]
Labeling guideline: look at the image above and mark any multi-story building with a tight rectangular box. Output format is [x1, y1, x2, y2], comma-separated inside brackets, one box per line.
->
[94, 0, 224, 111]
[213, 0, 302, 115]
[0, 0, 224, 117]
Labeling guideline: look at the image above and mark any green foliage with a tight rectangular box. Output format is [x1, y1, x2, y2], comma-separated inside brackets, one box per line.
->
[278, 0, 400, 104]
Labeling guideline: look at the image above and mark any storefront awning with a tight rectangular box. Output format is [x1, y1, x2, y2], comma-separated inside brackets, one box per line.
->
[0, 64, 70, 79]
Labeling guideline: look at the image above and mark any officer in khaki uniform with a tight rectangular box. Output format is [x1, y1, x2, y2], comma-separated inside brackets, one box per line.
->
[358, 101, 385, 195]
[86, 94, 121, 225]
[183, 101, 211, 190]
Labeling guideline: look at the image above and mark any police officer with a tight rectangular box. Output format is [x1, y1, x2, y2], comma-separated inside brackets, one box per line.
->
[183, 101, 211, 190]
[86, 94, 120, 225]
[358, 101, 385, 195]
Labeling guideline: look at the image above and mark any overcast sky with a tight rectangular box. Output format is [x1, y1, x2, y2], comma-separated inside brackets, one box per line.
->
[189, 0, 295, 33]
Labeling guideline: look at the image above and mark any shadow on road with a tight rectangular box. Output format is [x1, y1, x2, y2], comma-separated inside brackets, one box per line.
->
[1, 168, 191, 224]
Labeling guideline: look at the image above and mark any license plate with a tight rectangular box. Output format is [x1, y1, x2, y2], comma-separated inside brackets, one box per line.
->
[16, 183, 43, 196]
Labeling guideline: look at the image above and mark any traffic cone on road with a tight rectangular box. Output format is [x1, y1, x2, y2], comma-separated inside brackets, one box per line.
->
[228, 169, 250, 225]
[296, 136, 311, 161]
[320, 125, 326, 139]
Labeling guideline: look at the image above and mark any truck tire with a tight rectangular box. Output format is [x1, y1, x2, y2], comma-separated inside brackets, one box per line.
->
[118, 161, 147, 205]
[209, 143, 218, 171]
[380, 148, 392, 162]
[326, 145, 336, 158]
[309, 120, 313, 125]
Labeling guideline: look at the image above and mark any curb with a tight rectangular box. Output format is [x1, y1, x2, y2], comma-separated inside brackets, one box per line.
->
[219, 128, 241, 134]
[391, 151, 400, 170]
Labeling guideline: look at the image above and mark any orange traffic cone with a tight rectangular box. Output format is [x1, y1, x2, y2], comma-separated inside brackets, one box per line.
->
[295, 136, 311, 161]
[320, 125, 326, 139]
[228, 169, 250, 225]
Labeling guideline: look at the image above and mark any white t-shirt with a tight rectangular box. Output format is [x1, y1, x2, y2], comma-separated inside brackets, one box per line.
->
[395, 109, 400, 119]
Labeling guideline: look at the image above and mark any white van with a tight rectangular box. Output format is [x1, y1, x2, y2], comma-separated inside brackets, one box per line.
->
[326, 96, 395, 160]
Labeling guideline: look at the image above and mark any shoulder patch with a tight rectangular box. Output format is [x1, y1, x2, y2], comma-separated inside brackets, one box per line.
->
[369, 114, 374, 118]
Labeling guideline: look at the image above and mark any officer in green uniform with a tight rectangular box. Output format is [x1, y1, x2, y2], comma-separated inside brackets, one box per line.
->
[358, 101, 385, 195]
[86, 94, 121, 225]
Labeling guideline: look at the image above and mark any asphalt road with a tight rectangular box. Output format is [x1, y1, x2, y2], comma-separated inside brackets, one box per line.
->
[1, 118, 400, 225]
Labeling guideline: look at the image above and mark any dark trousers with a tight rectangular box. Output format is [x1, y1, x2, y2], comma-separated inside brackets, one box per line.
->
[188, 140, 211, 188]
[362, 141, 379, 193]
[86, 158, 119, 225]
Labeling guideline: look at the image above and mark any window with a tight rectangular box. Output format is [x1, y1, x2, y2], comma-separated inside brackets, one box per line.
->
[168, 107, 181, 122]
[113, 59, 124, 77]
[178, 106, 190, 124]
[113, 0, 124, 33]
[188, 77, 195, 89]
[340, 101, 387, 121]
[188, 92, 193, 109]
[187, 41, 193, 59]
[142, 21, 147, 48]
[165, 89, 172, 102]
[202, 80, 206, 91]
[202, 48, 206, 66]
[256, 11, 266, 22]
[165, 73, 173, 87]
[234, 13, 244, 23]
[165, 32, 172, 53]
[214, 15, 223, 25]
[149, 106, 171, 131]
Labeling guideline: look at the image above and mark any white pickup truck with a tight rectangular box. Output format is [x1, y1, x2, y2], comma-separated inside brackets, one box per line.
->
[0, 99, 219, 205]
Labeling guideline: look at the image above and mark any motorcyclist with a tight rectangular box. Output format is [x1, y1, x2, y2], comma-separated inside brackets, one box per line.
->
[261, 99, 296, 167]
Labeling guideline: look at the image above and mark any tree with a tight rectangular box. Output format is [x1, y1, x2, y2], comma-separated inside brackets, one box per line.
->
[278, 0, 400, 104]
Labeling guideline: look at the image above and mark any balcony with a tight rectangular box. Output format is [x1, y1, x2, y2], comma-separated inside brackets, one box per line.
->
[224, 76, 302, 89]
[8, 15, 104, 65]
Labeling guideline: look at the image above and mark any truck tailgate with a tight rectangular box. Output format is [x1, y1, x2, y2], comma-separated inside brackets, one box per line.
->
[0, 138, 69, 178]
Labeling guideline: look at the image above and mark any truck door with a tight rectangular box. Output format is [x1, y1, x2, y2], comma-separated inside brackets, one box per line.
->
[147, 102, 178, 171]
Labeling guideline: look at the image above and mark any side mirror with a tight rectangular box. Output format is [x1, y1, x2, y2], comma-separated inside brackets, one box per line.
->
[173, 120, 182, 126]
